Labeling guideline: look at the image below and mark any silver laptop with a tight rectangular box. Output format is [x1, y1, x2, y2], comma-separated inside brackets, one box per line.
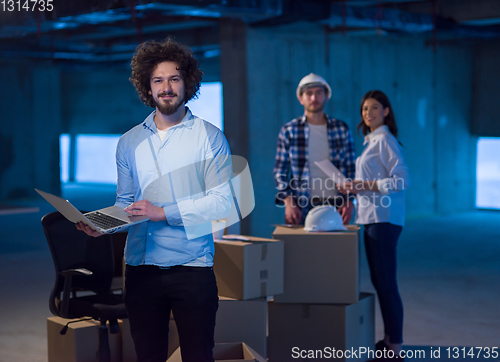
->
[35, 188, 149, 234]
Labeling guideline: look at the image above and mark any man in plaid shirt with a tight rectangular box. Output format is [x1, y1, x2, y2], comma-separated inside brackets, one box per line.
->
[274, 73, 356, 225]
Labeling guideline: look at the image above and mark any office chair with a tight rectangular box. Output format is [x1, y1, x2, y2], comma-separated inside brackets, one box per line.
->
[42, 211, 128, 362]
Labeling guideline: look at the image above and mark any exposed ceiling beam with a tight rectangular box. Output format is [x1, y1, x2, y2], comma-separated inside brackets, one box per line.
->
[320, 2, 434, 33]
[1, 0, 500, 64]
[0, 41, 220, 62]
[393, 0, 500, 25]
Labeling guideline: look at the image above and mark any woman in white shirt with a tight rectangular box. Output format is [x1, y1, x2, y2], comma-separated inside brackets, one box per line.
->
[338, 90, 410, 360]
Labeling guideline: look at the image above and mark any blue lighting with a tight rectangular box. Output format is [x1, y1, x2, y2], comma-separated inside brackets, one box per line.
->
[60, 82, 224, 185]
[476, 138, 500, 209]
[53, 22, 68, 29]
[75, 135, 120, 184]
[188, 82, 223, 131]
[59, 134, 70, 183]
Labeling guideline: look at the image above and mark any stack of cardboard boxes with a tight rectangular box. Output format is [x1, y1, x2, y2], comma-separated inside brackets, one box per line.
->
[269, 225, 375, 362]
[47, 226, 374, 361]
[212, 236, 285, 359]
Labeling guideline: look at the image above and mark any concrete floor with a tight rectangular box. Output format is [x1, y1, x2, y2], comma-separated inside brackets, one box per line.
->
[0, 185, 499, 361]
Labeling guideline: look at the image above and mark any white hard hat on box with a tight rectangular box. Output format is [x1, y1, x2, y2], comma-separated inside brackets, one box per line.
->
[296, 73, 332, 101]
[304, 205, 347, 232]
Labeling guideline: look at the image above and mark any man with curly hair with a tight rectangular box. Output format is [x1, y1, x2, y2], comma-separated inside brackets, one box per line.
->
[77, 38, 232, 362]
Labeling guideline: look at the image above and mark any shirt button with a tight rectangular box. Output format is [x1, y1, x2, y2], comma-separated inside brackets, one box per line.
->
[148, 233, 152, 236]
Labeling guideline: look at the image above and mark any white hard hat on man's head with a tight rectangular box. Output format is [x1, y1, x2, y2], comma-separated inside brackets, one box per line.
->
[296, 73, 332, 101]
[304, 205, 347, 232]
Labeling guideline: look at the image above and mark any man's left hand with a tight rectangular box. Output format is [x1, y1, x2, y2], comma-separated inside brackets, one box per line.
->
[337, 201, 353, 225]
[124, 200, 166, 222]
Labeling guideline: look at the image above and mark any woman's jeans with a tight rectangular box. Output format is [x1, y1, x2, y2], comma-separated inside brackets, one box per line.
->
[364, 222, 404, 344]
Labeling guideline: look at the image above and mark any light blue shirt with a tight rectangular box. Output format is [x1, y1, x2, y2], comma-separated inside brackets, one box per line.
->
[354, 125, 411, 227]
[115, 108, 232, 267]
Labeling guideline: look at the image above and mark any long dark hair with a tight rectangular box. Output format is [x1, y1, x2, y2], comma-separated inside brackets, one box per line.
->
[129, 37, 203, 108]
[357, 90, 398, 138]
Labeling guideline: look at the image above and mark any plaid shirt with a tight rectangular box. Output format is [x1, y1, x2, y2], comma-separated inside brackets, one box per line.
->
[273, 114, 356, 206]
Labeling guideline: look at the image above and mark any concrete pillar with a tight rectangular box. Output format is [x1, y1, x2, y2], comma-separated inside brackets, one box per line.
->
[219, 19, 250, 234]
[33, 66, 62, 195]
[472, 40, 500, 137]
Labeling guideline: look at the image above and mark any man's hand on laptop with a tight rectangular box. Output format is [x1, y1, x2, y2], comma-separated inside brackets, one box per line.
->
[75, 222, 104, 237]
[124, 200, 166, 222]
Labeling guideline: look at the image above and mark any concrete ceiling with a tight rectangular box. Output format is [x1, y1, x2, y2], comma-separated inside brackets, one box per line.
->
[0, 0, 499, 64]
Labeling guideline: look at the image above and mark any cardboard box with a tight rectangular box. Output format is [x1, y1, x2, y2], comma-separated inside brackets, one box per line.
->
[47, 316, 122, 362]
[167, 342, 266, 362]
[272, 225, 360, 304]
[268, 293, 375, 362]
[122, 316, 179, 362]
[216, 297, 268, 358]
[214, 236, 284, 300]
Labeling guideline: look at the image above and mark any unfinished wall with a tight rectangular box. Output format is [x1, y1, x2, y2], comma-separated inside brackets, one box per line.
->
[0, 26, 479, 238]
[245, 23, 476, 237]
[60, 66, 148, 136]
[0, 57, 219, 200]
[0, 63, 62, 199]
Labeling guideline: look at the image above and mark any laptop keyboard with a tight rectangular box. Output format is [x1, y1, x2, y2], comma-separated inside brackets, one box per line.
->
[85, 211, 128, 230]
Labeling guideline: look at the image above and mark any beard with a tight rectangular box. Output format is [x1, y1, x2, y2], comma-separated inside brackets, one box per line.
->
[305, 102, 325, 113]
[154, 91, 185, 116]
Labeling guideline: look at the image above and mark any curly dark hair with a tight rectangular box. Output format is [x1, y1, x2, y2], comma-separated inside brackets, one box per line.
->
[357, 90, 398, 138]
[129, 38, 203, 108]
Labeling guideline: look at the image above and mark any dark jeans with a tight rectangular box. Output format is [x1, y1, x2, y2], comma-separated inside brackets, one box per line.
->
[124, 265, 219, 362]
[364, 223, 404, 344]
